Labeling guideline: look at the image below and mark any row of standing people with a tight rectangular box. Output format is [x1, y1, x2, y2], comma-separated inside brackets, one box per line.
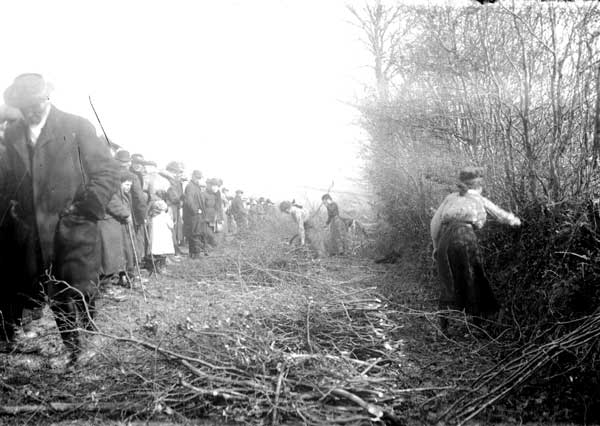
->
[181, 172, 275, 257]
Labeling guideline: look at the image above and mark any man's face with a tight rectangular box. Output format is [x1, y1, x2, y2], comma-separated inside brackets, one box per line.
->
[121, 180, 133, 193]
[131, 163, 144, 173]
[20, 100, 49, 126]
[119, 161, 132, 170]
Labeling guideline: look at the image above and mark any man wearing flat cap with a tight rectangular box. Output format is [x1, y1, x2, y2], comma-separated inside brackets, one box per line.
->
[0, 73, 120, 356]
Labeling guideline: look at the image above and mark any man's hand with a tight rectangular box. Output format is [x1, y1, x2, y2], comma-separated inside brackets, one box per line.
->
[9, 200, 19, 220]
[510, 216, 522, 227]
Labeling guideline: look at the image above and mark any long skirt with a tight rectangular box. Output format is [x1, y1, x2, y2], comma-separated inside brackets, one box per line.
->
[304, 221, 325, 258]
[327, 216, 348, 255]
[436, 221, 499, 316]
[121, 223, 136, 275]
[98, 217, 126, 276]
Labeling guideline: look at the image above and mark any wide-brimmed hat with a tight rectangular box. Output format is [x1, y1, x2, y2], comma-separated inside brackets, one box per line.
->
[4, 74, 54, 109]
[166, 161, 184, 174]
[131, 153, 154, 165]
[115, 150, 131, 163]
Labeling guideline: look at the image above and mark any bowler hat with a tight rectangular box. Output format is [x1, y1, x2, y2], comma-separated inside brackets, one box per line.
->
[4, 74, 54, 109]
[115, 150, 131, 163]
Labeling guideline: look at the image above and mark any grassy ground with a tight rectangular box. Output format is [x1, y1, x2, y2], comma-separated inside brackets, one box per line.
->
[0, 212, 547, 425]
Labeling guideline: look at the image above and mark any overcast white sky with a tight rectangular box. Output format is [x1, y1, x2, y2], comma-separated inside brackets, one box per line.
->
[0, 0, 376, 199]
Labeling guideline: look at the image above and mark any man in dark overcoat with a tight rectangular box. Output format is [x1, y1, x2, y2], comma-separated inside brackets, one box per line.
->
[0, 74, 120, 358]
[199, 179, 224, 251]
[183, 170, 204, 258]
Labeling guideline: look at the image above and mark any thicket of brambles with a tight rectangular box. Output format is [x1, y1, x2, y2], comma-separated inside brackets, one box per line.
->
[352, 1, 600, 422]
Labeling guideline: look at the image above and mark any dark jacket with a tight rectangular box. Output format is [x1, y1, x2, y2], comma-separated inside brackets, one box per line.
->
[183, 180, 203, 235]
[98, 190, 130, 275]
[0, 106, 120, 270]
[200, 190, 224, 224]
[230, 195, 246, 217]
[325, 202, 340, 226]
[166, 177, 184, 207]
[129, 172, 147, 226]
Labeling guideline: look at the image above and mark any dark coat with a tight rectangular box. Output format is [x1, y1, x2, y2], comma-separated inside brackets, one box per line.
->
[230, 195, 246, 218]
[129, 172, 147, 227]
[183, 180, 203, 236]
[166, 176, 184, 207]
[200, 189, 224, 225]
[98, 191, 130, 276]
[325, 202, 340, 225]
[0, 106, 120, 271]
[1, 106, 120, 355]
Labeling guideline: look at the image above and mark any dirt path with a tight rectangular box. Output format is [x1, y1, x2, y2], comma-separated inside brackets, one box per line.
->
[0, 222, 495, 425]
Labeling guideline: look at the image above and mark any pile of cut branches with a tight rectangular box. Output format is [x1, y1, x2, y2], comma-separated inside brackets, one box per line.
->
[0, 213, 431, 425]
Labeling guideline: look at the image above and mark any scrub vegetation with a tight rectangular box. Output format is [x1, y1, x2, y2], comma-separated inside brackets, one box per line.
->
[353, 1, 600, 423]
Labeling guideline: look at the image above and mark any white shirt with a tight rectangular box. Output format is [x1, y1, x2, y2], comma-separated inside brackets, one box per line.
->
[430, 189, 519, 251]
[28, 104, 51, 145]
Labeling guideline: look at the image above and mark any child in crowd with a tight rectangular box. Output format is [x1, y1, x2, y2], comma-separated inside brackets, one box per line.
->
[148, 199, 174, 273]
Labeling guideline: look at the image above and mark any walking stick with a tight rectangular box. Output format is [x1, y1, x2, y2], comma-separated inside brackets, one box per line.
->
[143, 223, 159, 276]
[127, 221, 147, 302]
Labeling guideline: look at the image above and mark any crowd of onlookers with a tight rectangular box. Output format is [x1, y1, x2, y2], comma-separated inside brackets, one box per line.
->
[98, 146, 277, 288]
[0, 73, 350, 359]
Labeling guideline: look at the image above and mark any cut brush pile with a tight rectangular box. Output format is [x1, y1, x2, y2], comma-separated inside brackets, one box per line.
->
[0, 213, 428, 425]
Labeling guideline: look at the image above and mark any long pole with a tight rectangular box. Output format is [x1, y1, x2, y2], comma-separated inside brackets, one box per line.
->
[143, 223, 158, 276]
[89, 96, 115, 150]
[127, 221, 147, 302]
